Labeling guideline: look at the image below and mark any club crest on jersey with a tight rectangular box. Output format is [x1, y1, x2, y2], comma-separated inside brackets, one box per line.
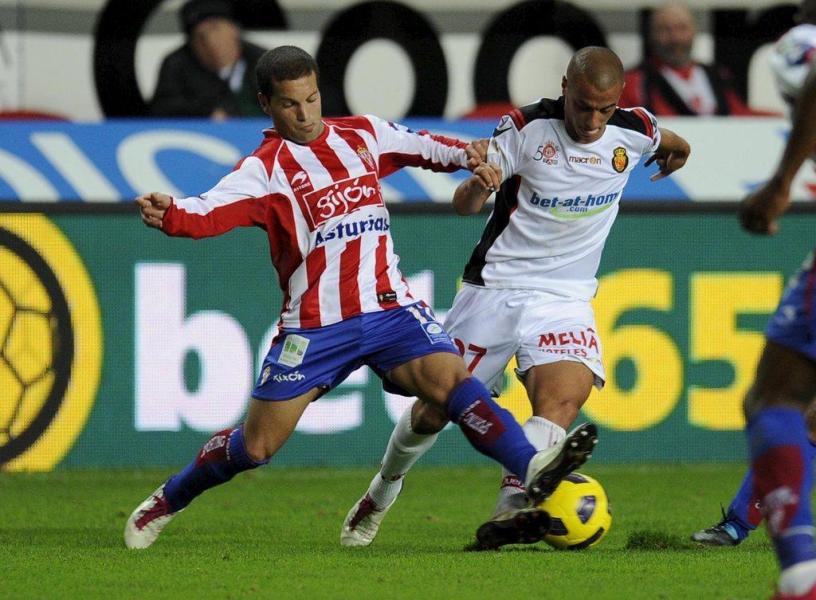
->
[534, 140, 559, 165]
[357, 146, 375, 170]
[300, 172, 384, 230]
[612, 147, 629, 173]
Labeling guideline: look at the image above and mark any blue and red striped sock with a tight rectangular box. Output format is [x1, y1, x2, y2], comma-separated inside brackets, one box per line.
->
[445, 377, 536, 479]
[748, 407, 816, 569]
[164, 426, 266, 512]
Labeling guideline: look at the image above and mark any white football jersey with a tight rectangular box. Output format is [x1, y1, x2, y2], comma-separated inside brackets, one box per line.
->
[464, 98, 660, 300]
[769, 24, 816, 106]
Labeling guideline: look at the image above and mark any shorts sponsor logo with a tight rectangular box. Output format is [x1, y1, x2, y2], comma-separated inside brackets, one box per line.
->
[272, 371, 306, 383]
[260, 365, 272, 384]
[538, 328, 599, 357]
[426, 323, 443, 334]
[301, 173, 383, 230]
[278, 334, 310, 368]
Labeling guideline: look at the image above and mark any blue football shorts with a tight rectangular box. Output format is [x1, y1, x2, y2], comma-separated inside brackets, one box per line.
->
[253, 301, 460, 401]
[765, 250, 816, 361]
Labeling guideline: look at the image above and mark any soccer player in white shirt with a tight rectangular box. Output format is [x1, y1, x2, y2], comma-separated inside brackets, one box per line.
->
[124, 45, 600, 550]
[342, 46, 691, 550]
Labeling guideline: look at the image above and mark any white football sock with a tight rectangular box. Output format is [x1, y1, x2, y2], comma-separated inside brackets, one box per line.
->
[367, 407, 438, 508]
[778, 558, 816, 595]
[493, 416, 566, 516]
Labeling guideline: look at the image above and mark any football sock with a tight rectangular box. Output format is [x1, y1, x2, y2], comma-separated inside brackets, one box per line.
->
[445, 377, 536, 479]
[748, 407, 816, 570]
[778, 559, 816, 596]
[727, 440, 816, 541]
[368, 407, 437, 508]
[494, 416, 566, 515]
[725, 470, 761, 540]
[164, 426, 266, 511]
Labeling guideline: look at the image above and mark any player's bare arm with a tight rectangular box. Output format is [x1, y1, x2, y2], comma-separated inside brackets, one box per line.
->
[136, 192, 172, 229]
[740, 65, 816, 235]
[452, 162, 502, 216]
[645, 128, 691, 181]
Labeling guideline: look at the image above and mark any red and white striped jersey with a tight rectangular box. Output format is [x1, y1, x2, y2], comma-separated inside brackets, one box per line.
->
[161, 114, 468, 329]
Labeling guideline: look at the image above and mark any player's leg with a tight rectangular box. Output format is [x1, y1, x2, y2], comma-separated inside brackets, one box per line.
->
[124, 390, 318, 549]
[693, 373, 816, 548]
[474, 360, 596, 549]
[341, 400, 447, 547]
[127, 319, 364, 549]
[747, 341, 816, 599]
[342, 289, 516, 546]
[691, 469, 762, 546]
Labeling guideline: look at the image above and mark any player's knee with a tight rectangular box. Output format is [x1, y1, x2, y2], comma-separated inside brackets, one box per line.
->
[243, 431, 280, 463]
[532, 396, 584, 429]
[411, 401, 448, 434]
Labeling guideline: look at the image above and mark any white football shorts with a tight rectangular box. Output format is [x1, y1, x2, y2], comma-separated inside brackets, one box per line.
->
[443, 284, 605, 397]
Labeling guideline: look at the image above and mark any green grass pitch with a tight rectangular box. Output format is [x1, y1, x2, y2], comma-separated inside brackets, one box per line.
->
[0, 464, 783, 599]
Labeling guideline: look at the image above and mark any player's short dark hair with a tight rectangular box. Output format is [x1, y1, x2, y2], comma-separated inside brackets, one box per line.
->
[256, 46, 319, 97]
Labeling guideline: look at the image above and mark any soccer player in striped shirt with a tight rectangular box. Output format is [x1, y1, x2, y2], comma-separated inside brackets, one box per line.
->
[124, 45, 598, 549]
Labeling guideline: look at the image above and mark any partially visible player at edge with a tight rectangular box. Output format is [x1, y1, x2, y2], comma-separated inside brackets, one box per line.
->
[123, 45, 600, 550]
[691, 12, 816, 600]
[341, 46, 691, 550]
[692, 0, 816, 556]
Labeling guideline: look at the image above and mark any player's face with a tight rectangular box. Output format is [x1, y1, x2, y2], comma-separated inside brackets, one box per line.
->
[258, 72, 324, 144]
[561, 75, 622, 144]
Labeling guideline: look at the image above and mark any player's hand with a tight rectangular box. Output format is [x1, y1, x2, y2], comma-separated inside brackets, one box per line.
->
[471, 162, 502, 193]
[136, 192, 172, 229]
[465, 139, 489, 170]
[645, 144, 690, 181]
[739, 178, 791, 235]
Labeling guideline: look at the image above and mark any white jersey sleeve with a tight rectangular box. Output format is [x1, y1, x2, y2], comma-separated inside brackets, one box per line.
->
[487, 113, 525, 181]
[770, 24, 816, 105]
[363, 114, 469, 175]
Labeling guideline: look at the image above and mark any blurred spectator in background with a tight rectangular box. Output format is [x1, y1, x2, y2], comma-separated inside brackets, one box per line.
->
[151, 0, 266, 119]
[618, 2, 756, 115]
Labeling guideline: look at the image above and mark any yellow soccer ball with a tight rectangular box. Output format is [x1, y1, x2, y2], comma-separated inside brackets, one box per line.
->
[538, 472, 612, 550]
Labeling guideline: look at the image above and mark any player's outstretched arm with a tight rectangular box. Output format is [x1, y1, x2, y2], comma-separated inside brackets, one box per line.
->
[452, 162, 502, 216]
[740, 65, 816, 235]
[645, 128, 691, 181]
[136, 192, 172, 230]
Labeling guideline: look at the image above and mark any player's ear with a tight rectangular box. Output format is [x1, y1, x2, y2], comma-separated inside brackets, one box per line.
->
[561, 76, 568, 95]
[257, 92, 272, 116]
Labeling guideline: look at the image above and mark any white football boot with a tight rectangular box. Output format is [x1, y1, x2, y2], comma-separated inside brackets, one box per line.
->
[124, 484, 183, 549]
[340, 485, 401, 547]
[524, 422, 599, 505]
